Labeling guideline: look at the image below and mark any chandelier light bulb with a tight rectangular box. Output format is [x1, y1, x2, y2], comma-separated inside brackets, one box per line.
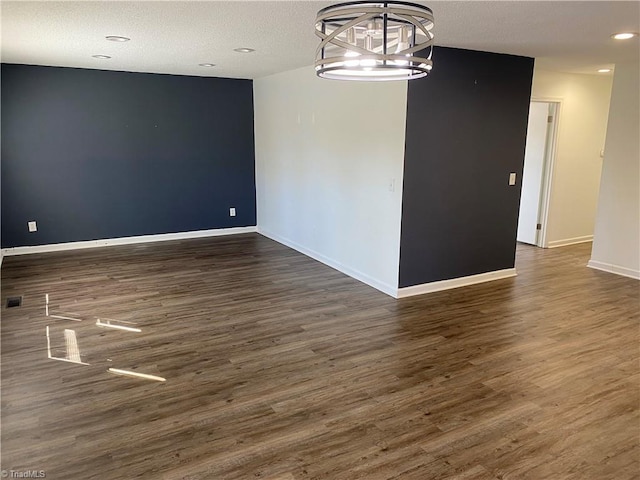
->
[611, 32, 637, 40]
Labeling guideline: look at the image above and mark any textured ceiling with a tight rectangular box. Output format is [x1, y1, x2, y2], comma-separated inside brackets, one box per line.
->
[1, 1, 639, 79]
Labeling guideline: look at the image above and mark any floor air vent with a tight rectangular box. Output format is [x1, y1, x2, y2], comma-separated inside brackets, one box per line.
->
[6, 296, 23, 308]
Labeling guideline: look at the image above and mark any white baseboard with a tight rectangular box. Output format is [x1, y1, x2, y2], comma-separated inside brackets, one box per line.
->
[396, 268, 517, 298]
[257, 227, 397, 297]
[547, 235, 593, 248]
[587, 260, 640, 280]
[1, 226, 257, 257]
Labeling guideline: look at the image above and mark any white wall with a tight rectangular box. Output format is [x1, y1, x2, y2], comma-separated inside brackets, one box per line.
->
[589, 62, 640, 280]
[531, 69, 613, 247]
[254, 66, 407, 295]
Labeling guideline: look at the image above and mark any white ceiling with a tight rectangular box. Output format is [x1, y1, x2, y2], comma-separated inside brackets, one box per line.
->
[1, 1, 639, 79]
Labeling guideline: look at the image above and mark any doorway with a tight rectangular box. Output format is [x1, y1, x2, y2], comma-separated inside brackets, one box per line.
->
[517, 101, 559, 247]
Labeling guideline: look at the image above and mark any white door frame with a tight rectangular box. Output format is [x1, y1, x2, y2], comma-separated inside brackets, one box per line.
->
[529, 97, 562, 248]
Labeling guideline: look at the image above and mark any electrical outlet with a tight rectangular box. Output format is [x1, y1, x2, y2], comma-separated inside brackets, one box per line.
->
[28, 221, 37, 232]
[509, 173, 517, 186]
[229, 207, 236, 217]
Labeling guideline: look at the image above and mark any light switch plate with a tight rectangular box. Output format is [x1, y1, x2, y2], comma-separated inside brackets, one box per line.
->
[509, 173, 517, 186]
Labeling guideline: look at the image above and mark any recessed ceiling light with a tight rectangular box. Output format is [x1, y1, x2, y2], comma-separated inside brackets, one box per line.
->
[92, 55, 111, 59]
[234, 48, 255, 53]
[105, 35, 130, 42]
[198, 63, 216, 67]
[598, 68, 612, 73]
[611, 32, 638, 40]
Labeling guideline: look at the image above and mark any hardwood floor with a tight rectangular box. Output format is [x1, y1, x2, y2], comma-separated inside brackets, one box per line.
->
[1, 234, 638, 479]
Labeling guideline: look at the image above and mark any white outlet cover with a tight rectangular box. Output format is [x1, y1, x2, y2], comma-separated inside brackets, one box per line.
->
[28, 221, 37, 232]
[509, 173, 517, 186]
[229, 208, 236, 217]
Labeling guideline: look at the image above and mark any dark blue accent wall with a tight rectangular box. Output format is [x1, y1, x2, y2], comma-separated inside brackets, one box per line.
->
[1, 64, 256, 248]
[399, 47, 534, 288]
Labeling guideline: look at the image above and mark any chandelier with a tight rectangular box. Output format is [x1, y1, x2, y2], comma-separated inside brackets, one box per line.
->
[315, 1, 434, 81]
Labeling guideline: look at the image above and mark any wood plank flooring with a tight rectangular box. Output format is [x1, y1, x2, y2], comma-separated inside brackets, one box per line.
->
[1, 234, 638, 479]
